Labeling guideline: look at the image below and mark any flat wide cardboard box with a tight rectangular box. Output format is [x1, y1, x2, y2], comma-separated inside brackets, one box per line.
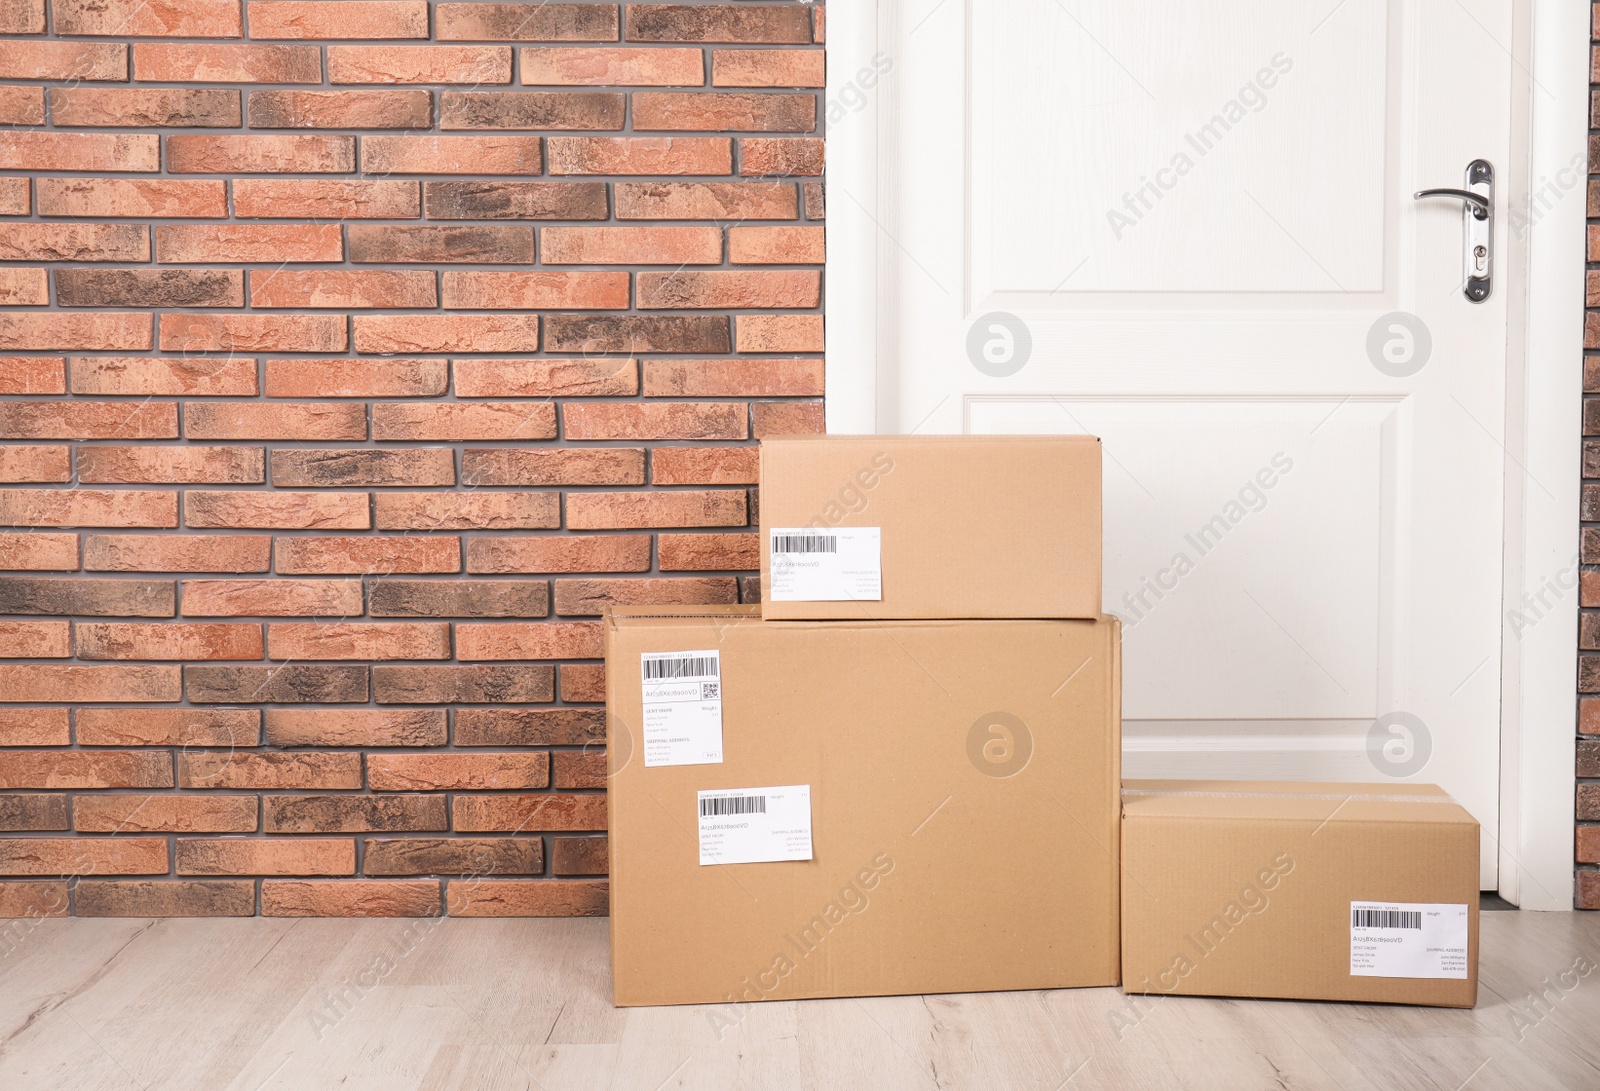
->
[606, 606, 1121, 1006]
[1121, 780, 1479, 1008]
[758, 435, 1101, 620]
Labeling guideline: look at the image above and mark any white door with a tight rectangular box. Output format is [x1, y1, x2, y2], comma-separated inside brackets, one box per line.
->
[853, 0, 1521, 885]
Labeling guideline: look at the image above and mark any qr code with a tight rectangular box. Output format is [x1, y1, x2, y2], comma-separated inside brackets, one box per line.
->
[701, 682, 720, 700]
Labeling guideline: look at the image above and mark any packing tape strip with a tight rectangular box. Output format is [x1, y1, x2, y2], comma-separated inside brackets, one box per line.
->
[1120, 788, 1461, 805]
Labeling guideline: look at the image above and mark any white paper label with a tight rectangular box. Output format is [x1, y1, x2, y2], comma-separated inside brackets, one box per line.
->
[640, 650, 722, 767]
[1349, 901, 1469, 979]
[698, 785, 813, 865]
[768, 527, 882, 602]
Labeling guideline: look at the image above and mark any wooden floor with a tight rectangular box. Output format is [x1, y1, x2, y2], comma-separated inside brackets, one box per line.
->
[1, 911, 1598, 1090]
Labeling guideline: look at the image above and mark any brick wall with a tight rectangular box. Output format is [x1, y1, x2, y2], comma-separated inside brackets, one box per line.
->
[1582, 3, 1600, 908]
[0, 1, 824, 919]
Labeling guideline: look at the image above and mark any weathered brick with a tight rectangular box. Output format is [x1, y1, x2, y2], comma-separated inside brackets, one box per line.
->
[184, 402, 364, 441]
[435, 3, 618, 41]
[177, 837, 354, 876]
[563, 402, 747, 440]
[751, 399, 823, 437]
[265, 708, 446, 747]
[75, 796, 258, 834]
[422, 180, 607, 220]
[49, 88, 241, 128]
[735, 313, 822, 351]
[0, 796, 70, 832]
[265, 357, 446, 398]
[179, 751, 361, 790]
[558, 663, 604, 703]
[77, 707, 260, 747]
[0, 838, 167, 877]
[454, 358, 636, 398]
[373, 664, 553, 704]
[56, 269, 245, 309]
[453, 622, 599, 663]
[553, 577, 737, 616]
[0, 224, 151, 264]
[77, 622, 262, 661]
[0, 708, 72, 747]
[713, 49, 824, 88]
[378, 495, 561, 536]
[133, 42, 321, 83]
[729, 224, 824, 263]
[440, 91, 623, 130]
[452, 794, 605, 833]
[644, 357, 821, 397]
[270, 448, 455, 487]
[185, 664, 368, 703]
[167, 133, 354, 173]
[446, 878, 606, 916]
[0, 490, 177, 531]
[0, 445, 70, 484]
[625, 4, 810, 43]
[566, 489, 744, 529]
[155, 223, 343, 263]
[0, 358, 65, 395]
[181, 577, 362, 615]
[274, 536, 460, 574]
[634, 91, 814, 132]
[248, 0, 428, 39]
[330, 45, 510, 84]
[371, 401, 554, 440]
[546, 136, 730, 175]
[0, 751, 172, 789]
[520, 46, 701, 85]
[658, 532, 759, 571]
[0, 86, 44, 126]
[550, 835, 607, 875]
[543, 314, 729, 353]
[0, 579, 173, 619]
[0, 0, 44, 33]
[0, 314, 154, 352]
[247, 88, 432, 129]
[71, 357, 257, 398]
[263, 879, 440, 916]
[440, 270, 627, 310]
[454, 707, 602, 746]
[55, 0, 241, 36]
[739, 136, 823, 176]
[0, 179, 26, 218]
[0, 41, 127, 81]
[640, 269, 817, 308]
[184, 491, 370, 530]
[462, 447, 643, 486]
[233, 179, 419, 219]
[348, 224, 534, 264]
[86, 535, 270, 574]
[369, 753, 549, 791]
[803, 180, 823, 218]
[264, 794, 445, 833]
[552, 751, 604, 789]
[267, 622, 450, 661]
[542, 225, 720, 265]
[77, 880, 254, 916]
[368, 579, 549, 618]
[364, 837, 541, 877]
[251, 269, 435, 309]
[363, 135, 541, 174]
[78, 446, 262, 485]
[465, 535, 650, 574]
[0, 533, 79, 571]
[0, 621, 70, 658]
[0, 268, 47, 306]
[615, 180, 794, 219]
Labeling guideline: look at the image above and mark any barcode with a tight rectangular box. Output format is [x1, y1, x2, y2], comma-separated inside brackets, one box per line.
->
[772, 533, 838, 554]
[643, 655, 718, 680]
[1352, 909, 1421, 930]
[700, 795, 767, 817]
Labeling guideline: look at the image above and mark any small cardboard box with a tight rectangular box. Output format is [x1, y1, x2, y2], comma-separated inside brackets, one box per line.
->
[606, 606, 1121, 1007]
[1120, 780, 1479, 1008]
[758, 435, 1101, 620]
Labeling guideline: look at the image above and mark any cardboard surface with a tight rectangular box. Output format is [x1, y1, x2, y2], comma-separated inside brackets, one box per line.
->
[606, 607, 1122, 1007]
[758, 435, 1101, 620]
[1120, 780, 1479, 1008]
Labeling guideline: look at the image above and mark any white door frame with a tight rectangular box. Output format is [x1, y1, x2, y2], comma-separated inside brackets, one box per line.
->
[824, 0, 1586, 910]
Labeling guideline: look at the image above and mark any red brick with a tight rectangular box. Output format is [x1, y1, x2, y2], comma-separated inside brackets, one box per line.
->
[1, 798, 75, 832]
[56, 0, 241, 36]
[452, 793, 605, 832]
[247, 88, 432, 129]
[133, 42, 321, 83]
[265, 708, 445, 747]
[77, 707, 259, 747]
[520, 46, 701, 85]
[440, 271, 627, 310]
[0, 838, 168, 877]
[75, 621, 259, 661]
[348, 224, 534, 264]
[264, 795, 444, 833]
[0, 41, 127, 81]
[77, 880, 254, 916]
[268, 622, 449, 661]
[177, 838, 354, 876]
[0, 445, 70, 484]
[0, 708, 71, 746]
[625, 5, 810, 43]
[77, 446, 263, 485]
[362, 135, 540, 173]
[730, 224, 824, 263]
[0, 179, 26, 217]
[550, 835, 607, 875]
[86, 535, 270, 574]
[435, 3, 618, 41]
[155, 223, 343, 262]
[330, 45, 510, 84]
[0, 533, 79, 571]
[0, 87, 43, 126]
[263, 879, 440, 917]
[0, 882, 68, 918]
[546, 136, 730, 175]
[639, 269, 818, 308]
[369, 753, 549, 791]
[251, 269, 437, 309]
[447, 878, 606, 916]
[265, 357, 447, 398]
[363, 837, 541, 876]
[0, 751, 172, 789]
[453, 358, 636, 398]
[544, 314, 728, 353]
[181, 577, 362, 615]
[454, 707, 601, 746]
[0, 314, 153, 352]
[541, 225, 720, 265]
[739, 137, 823, 176]
[422, 180, 608, 219]
[558, 663, 604, 703]
[233, 179, 419, 219]
[273, 536, 459, 575]
[75, 796, 258, 834]
[0, 0, 44, 32]
[455, 621, 600, 659]
[270, 448, 454, 488]
[440, 90, 623, 130]
[0, 224, 149, 262]
[0, 268, 47, 306]
[1579, 826, 1600, 864]
[0, 620, 70, 658]
[371, 400, 554, 440]
[552, 751, 604, 789]
[643, 357, 821, 397]
[375, 492, 559, 530]
[167, 133, 354, 173]
[713, 49, 824, 88]
[567, 490, 745, 529]
[466, 535, 650, 574]
[372, 664, 553, 705]
[565, 402, 746, 441]
[554, 577, 737, 616]
[0, 488, 176, 527]
[634, 91, 814, 132]
[462, 447, 643, 486]
[803, 180, 823, 218]
[248, 0, 428, 39]
[49, 88, 240, 128]
[70, 356, 257, 396]
[184, 401, 365, 440]
[0, 576, 173, 614]
[184, 491, 370, 530]
[614, 181, 795, 219]
[752, 399, 823, 437]
[179, 751, 362, 790]
[0, 357, 65, 395]
[735, 313, 823, 351]
[813, 6, 824, 42]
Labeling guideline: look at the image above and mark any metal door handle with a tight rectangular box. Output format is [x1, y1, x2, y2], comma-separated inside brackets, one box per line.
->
[1412, 159, 1493, 303]
[1413, 188, 1490, 220]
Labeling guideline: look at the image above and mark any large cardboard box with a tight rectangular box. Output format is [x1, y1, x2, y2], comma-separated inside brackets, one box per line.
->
[606, 606, 1121, 1007]
[758, 435, 1101, 620]
[1120, 780, 1479, 1008]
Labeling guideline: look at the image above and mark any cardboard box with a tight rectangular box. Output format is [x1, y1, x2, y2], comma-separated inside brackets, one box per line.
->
[1120, 780, 1479, 1008]
[758, 435, 1101, 620]
[606, 606, 1121, 1007]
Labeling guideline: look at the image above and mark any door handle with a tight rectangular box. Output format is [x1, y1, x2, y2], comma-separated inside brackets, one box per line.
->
[1413, 159, 1493, 303]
